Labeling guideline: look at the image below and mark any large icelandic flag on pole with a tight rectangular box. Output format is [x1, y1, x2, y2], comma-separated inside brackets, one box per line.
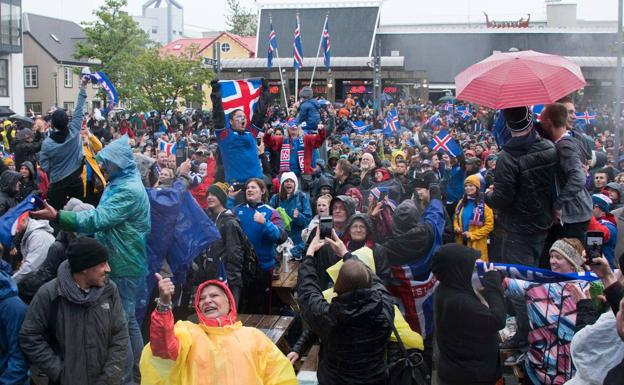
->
[219, 79, 263, 128]
[293, 15, 304, 70]
[322, 19, 331, 69]
[267, 22, 278, 68]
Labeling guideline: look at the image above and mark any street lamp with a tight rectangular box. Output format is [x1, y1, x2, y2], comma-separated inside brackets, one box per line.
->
[52, 72, 58, 108]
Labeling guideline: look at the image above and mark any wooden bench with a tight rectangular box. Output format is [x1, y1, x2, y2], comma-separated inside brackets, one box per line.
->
[272, 260, 300, 312]
[297, 344, 320, 384]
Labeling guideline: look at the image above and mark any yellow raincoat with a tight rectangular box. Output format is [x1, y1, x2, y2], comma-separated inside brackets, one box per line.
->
[324, 247, 424, 350]
[140, 280, 297, 385]
[81, 133, 106, 197]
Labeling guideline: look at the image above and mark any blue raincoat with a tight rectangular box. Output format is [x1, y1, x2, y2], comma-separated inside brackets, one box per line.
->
[0, 266, 29, 384]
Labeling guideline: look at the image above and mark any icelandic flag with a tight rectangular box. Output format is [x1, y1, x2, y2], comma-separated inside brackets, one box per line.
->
[0, 194, 43, 248]
[383, 109, 400, 136]
[322, 19, 331, 69]
[293, 15, 304, 70]
[457, 106, 473, 120]
[267, 22, 278, 68]
[532, 104, 544, 122]
[428, 130, 462, 157]
[427, 112, 441, 128]
[158, 139, 176, 156]
[93, 71, 118, 105]
[443, 102, 453, 112]
[350, 120, 370, 135]
[575, 111, 597, 126]
[219, 79, 263, 128]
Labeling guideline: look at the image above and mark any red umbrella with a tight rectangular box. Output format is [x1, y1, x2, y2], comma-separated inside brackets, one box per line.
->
[455, 50, 586, 109]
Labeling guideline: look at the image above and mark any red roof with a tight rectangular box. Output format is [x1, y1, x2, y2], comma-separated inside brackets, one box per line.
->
[161, 32, 257, 58]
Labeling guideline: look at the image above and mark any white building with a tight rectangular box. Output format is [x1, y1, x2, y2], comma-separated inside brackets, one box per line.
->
[133, 0, 184, 45]
[0, 0, 24, 115]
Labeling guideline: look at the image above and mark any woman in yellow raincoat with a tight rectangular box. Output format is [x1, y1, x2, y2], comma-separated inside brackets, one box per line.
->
[453, 174, 494, 261]
[140, 277, 297, 385]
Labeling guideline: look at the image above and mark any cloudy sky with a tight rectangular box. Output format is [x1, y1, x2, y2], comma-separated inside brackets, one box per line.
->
[22, 0, 618, 31]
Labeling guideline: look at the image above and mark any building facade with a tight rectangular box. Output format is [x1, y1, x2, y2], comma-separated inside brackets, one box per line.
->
[23, 13, 98, 115]
[0, 0, 24, 115]
[133, 0, 184, 45]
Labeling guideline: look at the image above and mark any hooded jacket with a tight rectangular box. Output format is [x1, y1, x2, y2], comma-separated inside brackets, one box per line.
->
[485, 130, 557, 233]
[382, 198, 445, 338]
[58, 135, 151, 278]
[269, 172, 312, 248]
[19, 262, 128, 385]
[39, 88, 86, 183]
[432, 244, 506, 384]
[141, 280, 297, 385]
[342, 213, 391, 285]
[12, 219, 55, 284]
[297, 253, 393, 385]
[16, 160, 36, 202]
[296, 98, 321, 132]
[0, 170, 20, 215]
[0, 268, 29, 385]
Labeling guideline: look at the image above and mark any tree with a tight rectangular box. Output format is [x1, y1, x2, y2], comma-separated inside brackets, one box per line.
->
[225, 0, 258, 37]
[75, 0, 150, 104]
[129, 48, 212, 114]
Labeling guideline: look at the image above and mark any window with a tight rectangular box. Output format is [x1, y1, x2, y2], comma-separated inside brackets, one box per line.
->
[10, 2, 19, 46]
[63, 102, 74, 111]
[63, 66, 72, 88]
[24, 66, 37, 88]
[221, 42, 230, 53]
[49, 33, 59, 42]
[151, 27, 157, 34]
[0, 2, 9, 45]
[0, 59, 8, 97]
[25, 102, 42, 115]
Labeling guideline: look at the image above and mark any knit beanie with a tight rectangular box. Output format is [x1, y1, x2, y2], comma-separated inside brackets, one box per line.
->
[51, 109, 69, 131]
[207, 182, 229, 207]
[464, 174, 481, 189]
[550, 239, 583, 272]
[592, 193, 612, 213]
[67, 237, 109, 274]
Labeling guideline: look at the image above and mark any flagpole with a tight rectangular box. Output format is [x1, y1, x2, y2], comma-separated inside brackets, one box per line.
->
[295, 69, 299, 103]
[310, 14, 328, 87]
[274, 48, 288, 108]
[270, 15, 288, 108]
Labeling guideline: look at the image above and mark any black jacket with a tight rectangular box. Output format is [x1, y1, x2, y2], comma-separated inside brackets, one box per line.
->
[0, 170, 20, 215]
[297, 252, 393, 385]
[334, 174, 361, 196]
[485, 130, 557, 233]
[198, 210, 245, 308]
[432, 244, 506, 384]
[19, 276, 127, 385]
[13, 132, 43, 170]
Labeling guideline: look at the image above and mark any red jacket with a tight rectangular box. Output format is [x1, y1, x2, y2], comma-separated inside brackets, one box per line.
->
[263, 128, 327, 175]
[190, 158, 216, 209]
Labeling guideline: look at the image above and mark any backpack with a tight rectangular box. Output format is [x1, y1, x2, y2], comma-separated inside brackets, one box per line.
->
[213, 212, 258, 288]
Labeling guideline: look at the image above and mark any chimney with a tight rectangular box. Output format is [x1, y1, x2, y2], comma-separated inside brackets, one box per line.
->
[546, 1, 578, 28]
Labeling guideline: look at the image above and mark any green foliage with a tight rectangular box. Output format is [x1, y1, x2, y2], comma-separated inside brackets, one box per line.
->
[129, 47, 213, 114]
[225, 0, 258, 37]
[75, 0, 150, 103]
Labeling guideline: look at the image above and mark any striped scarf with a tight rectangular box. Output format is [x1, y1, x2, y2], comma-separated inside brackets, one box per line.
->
[279, 137, 305, 173]
[455, 196, 485, 226]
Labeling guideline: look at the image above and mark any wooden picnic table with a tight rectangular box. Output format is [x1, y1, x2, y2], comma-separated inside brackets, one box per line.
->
[272, 260, 300, 312]
[187, 312, 294, 353]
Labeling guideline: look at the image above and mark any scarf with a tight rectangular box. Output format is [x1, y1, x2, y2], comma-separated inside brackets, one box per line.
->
[57, 260, 105, 306]
[455, 195, 485, 226]
[279, 136, 305, 173]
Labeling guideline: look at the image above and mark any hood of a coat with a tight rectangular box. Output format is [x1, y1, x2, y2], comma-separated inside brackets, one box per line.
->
[343, 213, 375, 245]
[431, 243, 480, 291]
[341, 173, 362, 188]
[374, 167, 392, 182]
[317, 173, 333, 189]
[331, 287, 384, 325]
[21, 161, 35, 180]
[23, 218, 54, 241]
[194, 279, 238, 327]
[331, 195, 356, 220]
[0, 170, 20, 194]
[280, 171, 299, 194]
[502, 128, 538, 157]
[96, 135, 138, 181]
[0, 269, 18, 301]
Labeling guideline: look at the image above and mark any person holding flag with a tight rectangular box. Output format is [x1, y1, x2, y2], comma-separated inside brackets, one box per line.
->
[210, 78, 270, 185]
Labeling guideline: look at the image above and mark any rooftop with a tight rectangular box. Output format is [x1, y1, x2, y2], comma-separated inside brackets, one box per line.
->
[161, 32, 257, 57]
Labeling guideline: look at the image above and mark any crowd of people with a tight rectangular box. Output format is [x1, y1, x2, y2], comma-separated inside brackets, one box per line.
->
[0, 73, 621, 385]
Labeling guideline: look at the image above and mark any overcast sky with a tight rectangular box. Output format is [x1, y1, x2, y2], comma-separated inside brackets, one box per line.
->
[22, 0, 619, 31]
